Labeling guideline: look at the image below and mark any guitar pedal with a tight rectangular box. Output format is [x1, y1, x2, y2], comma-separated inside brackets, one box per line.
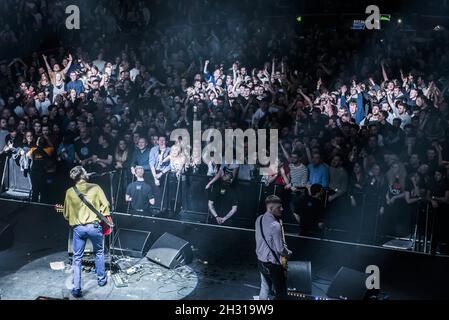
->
[112, 273, 128, 288]
[126, 264, 142, 275]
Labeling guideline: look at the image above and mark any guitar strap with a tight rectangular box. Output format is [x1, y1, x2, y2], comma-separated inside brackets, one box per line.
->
[259, 215, 282, 265]
[72, 185, 113, 227]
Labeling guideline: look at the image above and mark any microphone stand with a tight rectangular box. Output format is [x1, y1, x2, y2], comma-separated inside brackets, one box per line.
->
[114, 169, 122, 213]
[104, 170, 116, 213]
[127, 171, 136, 216]
[102, 170, 116, 269]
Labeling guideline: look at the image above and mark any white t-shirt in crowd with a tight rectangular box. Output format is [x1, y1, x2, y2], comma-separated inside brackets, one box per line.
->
[35, 99, 51, 116]
[92, 59, 106, 72]
[130, 68, 140, 82]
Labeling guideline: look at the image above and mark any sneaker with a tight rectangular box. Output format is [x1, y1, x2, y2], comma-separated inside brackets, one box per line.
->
[98, 278, 107, 287]
[71, 289, 82, 298]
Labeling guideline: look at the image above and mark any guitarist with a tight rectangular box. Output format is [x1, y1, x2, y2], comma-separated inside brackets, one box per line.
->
[63, 165, 110, 298]
[255, 195, 292, 300]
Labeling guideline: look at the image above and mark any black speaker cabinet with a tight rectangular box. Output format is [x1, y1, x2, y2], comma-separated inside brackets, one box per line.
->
[146, 232, 192, 269]
[326, 267, 370, 300]
[110, 228, 152, 258]
[287, 261, 312, 294]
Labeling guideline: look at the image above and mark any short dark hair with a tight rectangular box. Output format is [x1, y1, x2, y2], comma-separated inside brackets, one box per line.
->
[99, 134, 111, 145]
[434, 166, 447, 179]
[265, 195, 282, 206]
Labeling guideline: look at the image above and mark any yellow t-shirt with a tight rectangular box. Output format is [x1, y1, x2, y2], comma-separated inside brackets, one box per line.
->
[63, 180, 110, 227]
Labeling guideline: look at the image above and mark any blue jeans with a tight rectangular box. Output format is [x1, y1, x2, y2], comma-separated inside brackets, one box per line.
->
[72, 223, 106, 291]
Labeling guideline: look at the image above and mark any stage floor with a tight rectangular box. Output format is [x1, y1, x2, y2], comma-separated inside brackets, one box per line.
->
[0, 251, 198, 300]
[1, 199, 449, 300]
[0, 251, 332, 300]
[0, 201, 331, 300]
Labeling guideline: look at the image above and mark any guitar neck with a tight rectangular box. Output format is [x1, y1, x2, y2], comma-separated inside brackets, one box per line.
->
[279, 219, 286, 243]
[279, 219, 288, 270]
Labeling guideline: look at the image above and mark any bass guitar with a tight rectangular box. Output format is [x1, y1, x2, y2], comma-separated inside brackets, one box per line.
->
[279, 219, 288, 274]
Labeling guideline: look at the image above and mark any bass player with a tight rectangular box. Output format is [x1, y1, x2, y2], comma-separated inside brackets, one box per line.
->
[255, 195, 292, 300]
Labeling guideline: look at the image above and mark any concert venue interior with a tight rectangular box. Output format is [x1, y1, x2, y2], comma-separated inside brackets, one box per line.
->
[1, 0, 449, 302]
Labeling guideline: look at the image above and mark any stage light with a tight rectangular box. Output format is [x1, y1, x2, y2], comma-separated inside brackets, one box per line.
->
[397, 18, 403, 24]
[380, 14, 391, 22]
[296, 16, 302, 23]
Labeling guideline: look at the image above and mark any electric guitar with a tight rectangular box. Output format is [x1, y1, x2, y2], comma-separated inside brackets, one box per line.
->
[54, 204, 113, 236]
[279, 219, 288, 273]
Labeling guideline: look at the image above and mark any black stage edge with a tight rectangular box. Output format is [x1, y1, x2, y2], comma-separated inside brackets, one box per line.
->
[1, 199, 449, 300]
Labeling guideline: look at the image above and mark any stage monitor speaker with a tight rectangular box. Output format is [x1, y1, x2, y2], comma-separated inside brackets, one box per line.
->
[326, 267, 370, 300]
[146, 232, 192, 269]
[0, 156, 32, 200]
[111, 228, 152, 258]
[67, 230, 95, 255]
[287, 261, 312, 294]
[0, 221, 13, 251]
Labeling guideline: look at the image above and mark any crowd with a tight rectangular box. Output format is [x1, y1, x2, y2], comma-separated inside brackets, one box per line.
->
[1, 0, 449, 253]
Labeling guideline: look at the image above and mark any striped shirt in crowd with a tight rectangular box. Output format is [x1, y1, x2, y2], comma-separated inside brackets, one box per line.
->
[289, 163, 308, 188]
